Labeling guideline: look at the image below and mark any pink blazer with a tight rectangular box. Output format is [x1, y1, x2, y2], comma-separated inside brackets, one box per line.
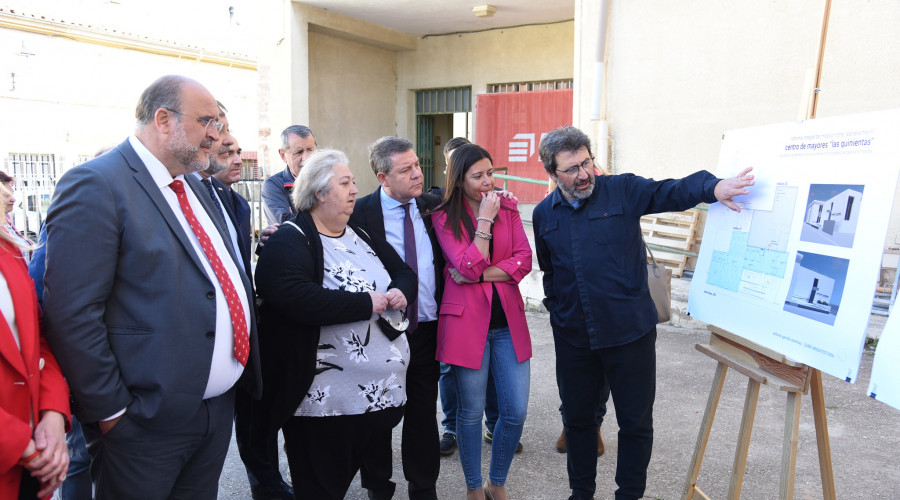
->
[433, 198, 532, 369]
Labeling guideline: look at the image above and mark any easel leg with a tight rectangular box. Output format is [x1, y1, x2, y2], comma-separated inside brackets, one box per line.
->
[810, 369, 837, 499]
[682, 362, 728, 500]
[779, 391, 802, 499]
[728, 378, 761, 499]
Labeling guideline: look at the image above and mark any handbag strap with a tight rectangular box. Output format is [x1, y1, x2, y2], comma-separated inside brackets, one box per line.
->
[642, 234, 662, 279]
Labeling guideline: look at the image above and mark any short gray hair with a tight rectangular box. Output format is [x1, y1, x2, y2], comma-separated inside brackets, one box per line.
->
[135, 75, 186, 128]
[368, 136, 414, 176]
[292, 149, 349, 212]
[280, 125, 316, 151]
[538, 126, 593, 175]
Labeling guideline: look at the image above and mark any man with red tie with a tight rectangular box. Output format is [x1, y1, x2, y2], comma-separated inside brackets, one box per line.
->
[43, 75, 261, 500]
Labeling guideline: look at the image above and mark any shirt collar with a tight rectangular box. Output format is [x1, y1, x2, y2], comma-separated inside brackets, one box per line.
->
[128, 135, 185, 187]
[549, 185, 567, 208]
[379, 186, 413, 213]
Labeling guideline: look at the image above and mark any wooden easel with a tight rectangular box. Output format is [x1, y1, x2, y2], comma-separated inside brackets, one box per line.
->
[681, 327, 836, 499]
[682, 2, 838, 499]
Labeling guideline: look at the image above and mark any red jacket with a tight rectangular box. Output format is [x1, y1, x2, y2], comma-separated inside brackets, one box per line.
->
[0, 241, 70, 499]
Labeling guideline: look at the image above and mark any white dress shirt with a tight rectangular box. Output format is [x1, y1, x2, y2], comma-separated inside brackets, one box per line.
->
[379, 188, 438, 323]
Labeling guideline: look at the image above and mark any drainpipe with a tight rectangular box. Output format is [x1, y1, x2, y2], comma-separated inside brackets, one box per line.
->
[590, 0, 611, 173]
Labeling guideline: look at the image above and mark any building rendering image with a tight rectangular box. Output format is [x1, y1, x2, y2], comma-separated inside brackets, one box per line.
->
[783, 251, 849, 326]
[801, 184, 864, 248]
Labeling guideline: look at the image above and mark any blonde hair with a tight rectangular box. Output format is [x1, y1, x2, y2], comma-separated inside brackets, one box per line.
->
[0, 184, 34, 251]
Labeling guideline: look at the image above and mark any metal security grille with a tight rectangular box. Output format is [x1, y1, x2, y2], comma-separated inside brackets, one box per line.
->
[4, 153, 61, 237]
[488, 80, 573, 93]
[6, 153, 60, 183]
[415, 87, 471, 114]
[416, 115, 435, 188]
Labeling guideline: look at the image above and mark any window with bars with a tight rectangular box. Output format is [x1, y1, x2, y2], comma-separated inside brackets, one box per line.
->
[415, 87, 472, 115]
[5, 153, 60, 187]
[488, 80, 573, 93]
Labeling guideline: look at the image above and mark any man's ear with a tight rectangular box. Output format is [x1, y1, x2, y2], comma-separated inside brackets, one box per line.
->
[278, 149, 288, 163]
[155, 107, 174, 134]
[376, 171, 388, 186]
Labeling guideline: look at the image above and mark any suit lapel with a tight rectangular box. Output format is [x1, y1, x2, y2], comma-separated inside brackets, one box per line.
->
[185, 175, 245, 273]
[118, 142, 209, 275]
[366, 189, 387, 237]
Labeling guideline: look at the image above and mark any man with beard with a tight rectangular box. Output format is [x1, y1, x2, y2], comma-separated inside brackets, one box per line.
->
[213, 132, 294, 499]
[532, 126, 753, 500]
[43, 75, 261, 499]
[193, 104, 246, 272]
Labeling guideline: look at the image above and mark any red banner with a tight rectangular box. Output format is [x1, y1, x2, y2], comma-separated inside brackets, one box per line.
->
[475, 89, 573, 203]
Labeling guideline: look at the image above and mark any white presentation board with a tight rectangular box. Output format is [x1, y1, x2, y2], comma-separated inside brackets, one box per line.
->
[868, 310, 900, 410]
[688, 109, 900, 383]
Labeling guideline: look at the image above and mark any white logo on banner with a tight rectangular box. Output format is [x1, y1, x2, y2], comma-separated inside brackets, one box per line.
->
[508, 133, 549, 162]
[508, 133, 534, 162]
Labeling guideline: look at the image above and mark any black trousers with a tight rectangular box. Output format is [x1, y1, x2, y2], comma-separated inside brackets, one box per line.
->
[234, 385, 285, 489]
[555, 328, 657, 500]
[83, 389, 236, 500]
[282, 407, 404, 500]
[360, 320, 440, 500]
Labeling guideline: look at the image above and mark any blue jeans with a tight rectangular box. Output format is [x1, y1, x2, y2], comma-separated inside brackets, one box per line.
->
[454, 327, 530, 490]
[439, 363, 501, 435]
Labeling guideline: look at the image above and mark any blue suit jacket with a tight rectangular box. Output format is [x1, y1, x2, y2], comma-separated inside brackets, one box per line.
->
[210, 177, 252, 274]
[43, 138, 262, 428]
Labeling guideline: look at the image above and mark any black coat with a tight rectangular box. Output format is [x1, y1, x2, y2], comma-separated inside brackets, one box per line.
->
[253, 211, 418, 437]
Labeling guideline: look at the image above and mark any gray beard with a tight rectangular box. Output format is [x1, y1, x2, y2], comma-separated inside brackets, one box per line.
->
[560, 176, 595, 200]
[167, 122, 210, 173]
[203, 156, 227, 175]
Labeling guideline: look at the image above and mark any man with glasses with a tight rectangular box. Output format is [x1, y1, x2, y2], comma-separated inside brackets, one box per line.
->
[532, 126, 753, 500]
[44, 75, 260, 499]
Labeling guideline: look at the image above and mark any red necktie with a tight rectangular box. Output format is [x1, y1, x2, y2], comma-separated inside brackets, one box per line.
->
[170, 180, 249, 366]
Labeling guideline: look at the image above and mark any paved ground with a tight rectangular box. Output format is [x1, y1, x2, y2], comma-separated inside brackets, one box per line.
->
[217, 311, 900, 499]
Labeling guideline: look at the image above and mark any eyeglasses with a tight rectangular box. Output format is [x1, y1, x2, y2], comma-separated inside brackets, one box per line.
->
[163, 108, 224, 133]
[556, 156, 594, 177]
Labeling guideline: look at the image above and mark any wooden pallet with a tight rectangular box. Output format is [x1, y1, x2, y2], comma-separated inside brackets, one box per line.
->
[640, 208, 701, 277]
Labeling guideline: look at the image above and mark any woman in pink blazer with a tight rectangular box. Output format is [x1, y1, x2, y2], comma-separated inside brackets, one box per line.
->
[0, 219, 70, 500]
[433, 143, 532, 500]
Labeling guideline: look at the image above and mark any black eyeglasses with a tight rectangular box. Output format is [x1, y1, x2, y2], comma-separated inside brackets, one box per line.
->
[163, 108, 224, 133]
[556, 156, 594, 177]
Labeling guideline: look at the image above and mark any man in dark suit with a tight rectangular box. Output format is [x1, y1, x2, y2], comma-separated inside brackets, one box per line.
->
[261, 125, 317, 225]
[350, 136, 443, 500]
[43, 75, 261, 500]
[213, 135, 253, 272]
[194, 108, 247, 272]
[213, 134, 292, 500]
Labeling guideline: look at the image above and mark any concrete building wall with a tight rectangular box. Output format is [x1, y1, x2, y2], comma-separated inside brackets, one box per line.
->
[397, 21, 575, 145]
[579, 1, 900, 248]
[307, 31, 398, 196]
